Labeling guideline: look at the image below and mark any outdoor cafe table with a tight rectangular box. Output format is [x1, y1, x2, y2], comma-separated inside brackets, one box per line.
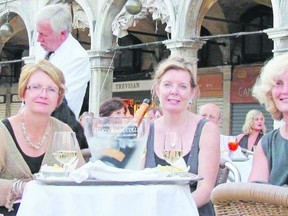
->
[17, 178, 199, 216]
[231, 155, 253, 182]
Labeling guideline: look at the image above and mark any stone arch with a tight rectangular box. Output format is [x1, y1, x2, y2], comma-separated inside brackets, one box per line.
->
[73, 0, 94, 47]
[0, 4, 33, 53]
[93, 0, 126, 51]
[96, 0, 176, 50]
[176, 0, 218, 38]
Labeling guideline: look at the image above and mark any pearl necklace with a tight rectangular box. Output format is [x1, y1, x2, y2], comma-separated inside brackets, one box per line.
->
[20, 116, 50, 149]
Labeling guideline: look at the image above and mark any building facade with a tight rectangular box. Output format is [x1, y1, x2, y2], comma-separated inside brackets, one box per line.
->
[0, 0, 287, 134]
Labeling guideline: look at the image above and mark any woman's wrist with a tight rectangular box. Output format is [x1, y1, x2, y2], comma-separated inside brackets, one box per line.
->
[11, 179, 25, 198]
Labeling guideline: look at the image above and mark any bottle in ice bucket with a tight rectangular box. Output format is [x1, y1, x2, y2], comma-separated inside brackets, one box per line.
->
[100, 98, 151, 168]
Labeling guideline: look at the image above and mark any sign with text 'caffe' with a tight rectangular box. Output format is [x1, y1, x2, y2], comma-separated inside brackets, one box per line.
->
[230, 66, 261, 103]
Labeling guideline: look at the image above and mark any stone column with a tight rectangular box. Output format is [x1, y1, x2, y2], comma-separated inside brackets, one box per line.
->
[264, 27, 288, 55]
[163, 39, 206, 113]
[264, 0, 288, 54]
[163, 39, 205, 60]
[88, 50, 114, 116]
[222, 65, 232, 135]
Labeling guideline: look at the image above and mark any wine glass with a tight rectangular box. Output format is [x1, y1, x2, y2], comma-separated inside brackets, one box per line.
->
[52, 132, 78, 176]
[163, 132, 183, 176]
[227, 136, 239, 160]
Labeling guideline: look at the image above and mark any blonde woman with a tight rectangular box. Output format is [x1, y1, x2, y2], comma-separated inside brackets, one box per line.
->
[249, 52, 288, 185]
[236, 109, 266, 151]
[145, 56, 220, 216]
[0, 60, 85, 215]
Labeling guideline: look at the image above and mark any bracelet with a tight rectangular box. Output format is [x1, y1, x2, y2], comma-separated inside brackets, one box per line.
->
[17, 180, 24, 197]
[11, 179, 24, 198]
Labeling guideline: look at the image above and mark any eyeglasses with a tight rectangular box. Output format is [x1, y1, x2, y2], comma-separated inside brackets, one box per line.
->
[26, 84, 59, 96]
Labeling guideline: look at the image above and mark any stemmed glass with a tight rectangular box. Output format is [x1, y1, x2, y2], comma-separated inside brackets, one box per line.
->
[227, 136, 239, 160]
[163, 132, 183, 176]
[228, 136, 239, 152]
[52, 132, 78, 176]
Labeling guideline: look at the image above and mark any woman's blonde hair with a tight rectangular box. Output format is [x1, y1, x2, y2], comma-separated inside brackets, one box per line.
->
[151, 56, 199, 104]
[253, 53, 288, 120]
[242, 109, 266, 134]
[18, 59, 66, 106]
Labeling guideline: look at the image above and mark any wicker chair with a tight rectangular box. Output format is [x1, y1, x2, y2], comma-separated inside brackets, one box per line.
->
[211, 182, 288, 215]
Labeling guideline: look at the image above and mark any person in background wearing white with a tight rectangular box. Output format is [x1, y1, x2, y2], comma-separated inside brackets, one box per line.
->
[145, 56, 220, 216]
[249, 52, 288, 185]
[35, 3, 91, 119]
[198, 103, 243, 160]
[198, 103, 221, 125]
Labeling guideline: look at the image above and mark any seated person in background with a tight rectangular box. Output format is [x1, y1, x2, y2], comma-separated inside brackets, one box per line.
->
[198, 103, 240, 160]
[146, 106, 163, 121]
[145, 56, 220, 216]
[198, 103, 221, 125]
[0, 60, 85, 215]
[79, 111, 94, 124]
[236, 109, 266, 152]
[249, 52, 288, 185]
[80, 98, 127, 161]
[99, 97, 127, 117]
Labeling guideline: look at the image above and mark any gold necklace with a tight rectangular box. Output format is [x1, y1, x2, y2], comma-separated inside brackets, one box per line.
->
[20, 115, 50, 149]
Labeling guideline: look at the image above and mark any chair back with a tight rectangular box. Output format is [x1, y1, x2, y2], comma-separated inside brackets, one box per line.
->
[216, 158, 241, 186]
[211, 182, 288, 215]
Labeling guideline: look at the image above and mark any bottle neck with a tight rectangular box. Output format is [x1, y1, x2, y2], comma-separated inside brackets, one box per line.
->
[133, 102, 150, 126]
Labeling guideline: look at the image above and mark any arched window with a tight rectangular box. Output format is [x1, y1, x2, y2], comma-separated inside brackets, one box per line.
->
[241, 5, 273, 63]
[114, 34, 142, 81]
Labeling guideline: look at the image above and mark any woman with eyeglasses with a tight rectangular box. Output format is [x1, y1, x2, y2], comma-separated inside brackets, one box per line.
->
[0, 60, 85, 215]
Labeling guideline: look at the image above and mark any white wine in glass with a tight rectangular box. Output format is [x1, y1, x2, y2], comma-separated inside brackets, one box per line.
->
[52, 132, 78, 175]
[163, 132, 183, 176]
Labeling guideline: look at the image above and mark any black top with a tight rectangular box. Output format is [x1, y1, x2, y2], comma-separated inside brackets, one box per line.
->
[239, 133, 263, 151]
[145, 119, 215, 216]
[1, 119, 44, 174]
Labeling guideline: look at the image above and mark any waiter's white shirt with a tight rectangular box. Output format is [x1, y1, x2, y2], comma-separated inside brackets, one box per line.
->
[35, 33, 91, 119]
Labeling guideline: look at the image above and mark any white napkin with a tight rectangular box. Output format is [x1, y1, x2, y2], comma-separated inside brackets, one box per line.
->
[69, 160, 164, 183]
[172, 157, 190, 172]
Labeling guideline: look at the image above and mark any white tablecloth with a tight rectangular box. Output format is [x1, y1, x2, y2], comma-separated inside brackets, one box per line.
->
[230, 155, 253, 182]
[17, 180, 199, 216]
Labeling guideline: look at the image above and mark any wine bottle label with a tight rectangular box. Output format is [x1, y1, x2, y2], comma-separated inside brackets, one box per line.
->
[118, 125, 138, 139]
[103, 148, 125, 162]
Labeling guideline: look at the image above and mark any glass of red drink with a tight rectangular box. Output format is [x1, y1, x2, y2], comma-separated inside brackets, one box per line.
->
[228, 141, 239, 152]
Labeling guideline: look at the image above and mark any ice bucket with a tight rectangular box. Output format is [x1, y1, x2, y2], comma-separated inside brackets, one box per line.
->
[83, 116, 150, 170]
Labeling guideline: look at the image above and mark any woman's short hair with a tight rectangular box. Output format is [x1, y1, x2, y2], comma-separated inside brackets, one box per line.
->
[252, 53, 288, 120]
[242, 109, 266, 134]
[99, 97, 127, 117]
[18, 59, 66, 106]
[151, 56, 199, 103]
